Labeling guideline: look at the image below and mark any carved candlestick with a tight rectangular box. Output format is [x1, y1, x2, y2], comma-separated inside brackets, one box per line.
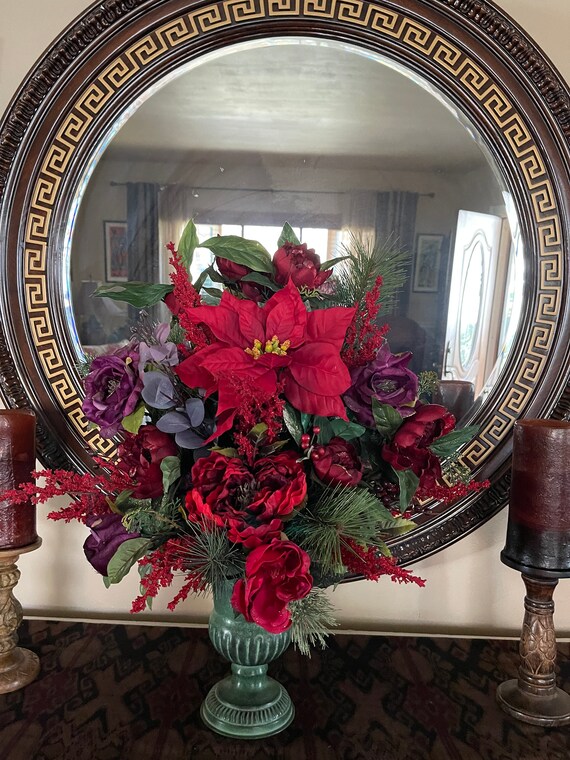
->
[0, 539, 41, 693]
[497, 575, 570, 725]
[497, 420, 570, 726]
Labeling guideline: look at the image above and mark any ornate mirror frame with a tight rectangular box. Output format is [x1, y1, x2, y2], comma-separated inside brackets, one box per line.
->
[1, 0, 570, 566]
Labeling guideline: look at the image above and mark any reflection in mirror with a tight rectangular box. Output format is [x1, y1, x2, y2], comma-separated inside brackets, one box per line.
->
[69, 39, 524, 426]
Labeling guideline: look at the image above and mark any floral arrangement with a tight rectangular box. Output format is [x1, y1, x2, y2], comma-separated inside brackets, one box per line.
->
[7, 222, 487, 653]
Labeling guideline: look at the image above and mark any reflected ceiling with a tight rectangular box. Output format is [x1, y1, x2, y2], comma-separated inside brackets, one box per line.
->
[108, 42, 487, 172]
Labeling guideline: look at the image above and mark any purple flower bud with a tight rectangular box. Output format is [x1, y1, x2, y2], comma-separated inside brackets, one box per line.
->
[83, 514, 140, 576]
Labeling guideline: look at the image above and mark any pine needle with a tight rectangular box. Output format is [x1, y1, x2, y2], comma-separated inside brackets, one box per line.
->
[334, 233, 409, 313]
[289, 589, 338, 656]
[177, 522, 245, 591]
[287, 485, 412, 576]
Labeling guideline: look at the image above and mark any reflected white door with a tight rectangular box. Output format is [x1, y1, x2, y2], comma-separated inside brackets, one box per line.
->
[443, 210, 505, 395]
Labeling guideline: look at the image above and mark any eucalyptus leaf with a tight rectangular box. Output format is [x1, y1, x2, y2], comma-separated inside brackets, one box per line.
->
[106, 537, 151, 584]
[161, 455, 181, 493]
[177, 219, 199, 270]
[429, 425, 480, 458]
[277, 222, 301, 247]
[241, 271, 280, 291]
[283, 404, 303, 445]
[122, 404, 146, 435]
[200, 235, 273, 273]
[372, 399, 403, 439]
[94, 282, 173, 308]
[394, 469, 420, 511]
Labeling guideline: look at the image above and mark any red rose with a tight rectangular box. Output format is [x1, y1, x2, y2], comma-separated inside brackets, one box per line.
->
[185, 451, 307, 544]
[215, 256, 251, 282]
[273, 242, 332, 289]
[117, 425, 177, 499]
[312, 437, 363, 486]
[231, 539, 313, 633]
[382, 404, 455, 488]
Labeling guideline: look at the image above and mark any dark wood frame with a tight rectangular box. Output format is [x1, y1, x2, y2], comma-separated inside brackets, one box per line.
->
[1, 0, 570, 565]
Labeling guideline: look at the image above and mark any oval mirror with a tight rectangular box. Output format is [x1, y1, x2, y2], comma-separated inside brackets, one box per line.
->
[1, 0, 570, 567]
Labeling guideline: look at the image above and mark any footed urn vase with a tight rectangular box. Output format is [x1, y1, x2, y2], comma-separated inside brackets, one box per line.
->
[200, 580, 294, 738]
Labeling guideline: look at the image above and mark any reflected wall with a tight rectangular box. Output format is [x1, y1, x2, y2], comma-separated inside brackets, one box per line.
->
[70, 38, 521, 423]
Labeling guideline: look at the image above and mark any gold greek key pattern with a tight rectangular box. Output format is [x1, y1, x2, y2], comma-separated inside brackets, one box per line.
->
[23, 0, 563, 461]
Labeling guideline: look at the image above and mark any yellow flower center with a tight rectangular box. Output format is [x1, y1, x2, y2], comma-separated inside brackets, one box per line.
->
[245, 335, 291, 360]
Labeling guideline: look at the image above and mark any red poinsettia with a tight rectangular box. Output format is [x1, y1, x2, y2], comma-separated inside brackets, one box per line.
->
[175, 280, 355, 437]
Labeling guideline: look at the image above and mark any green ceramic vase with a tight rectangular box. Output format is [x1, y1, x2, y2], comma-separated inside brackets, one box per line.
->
[200, 580, 294, 738]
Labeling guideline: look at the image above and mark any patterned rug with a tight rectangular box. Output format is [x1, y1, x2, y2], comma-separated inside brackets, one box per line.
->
[0, 621, 568, 760]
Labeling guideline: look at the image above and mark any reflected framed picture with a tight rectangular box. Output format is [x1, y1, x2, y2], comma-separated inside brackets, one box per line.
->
[104, 221, 128, 282]
[412, 233, 444, 293]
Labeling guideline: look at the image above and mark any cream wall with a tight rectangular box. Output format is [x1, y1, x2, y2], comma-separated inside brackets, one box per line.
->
[2, 0, 570, 637]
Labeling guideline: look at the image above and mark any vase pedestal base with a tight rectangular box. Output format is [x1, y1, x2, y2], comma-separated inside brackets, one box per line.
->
[201, 664, 294, 739]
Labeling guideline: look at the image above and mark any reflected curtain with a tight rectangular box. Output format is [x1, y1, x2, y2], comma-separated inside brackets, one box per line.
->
[126, 182, 160, 321]
[375, 191, 419, 314]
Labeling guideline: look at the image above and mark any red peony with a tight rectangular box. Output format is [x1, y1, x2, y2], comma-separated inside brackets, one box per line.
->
[231, 539, 313, 633]
[273, 242, 332, 290]
[117, 425, 178, 499]
[175, 280, 355, 437]
[382, 404, 455, 489]
[312, 437, 364, 486]
[185, 451, 307, 547]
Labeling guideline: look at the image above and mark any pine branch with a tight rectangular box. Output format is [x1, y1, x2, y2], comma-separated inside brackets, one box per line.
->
[287, 485, 415, 576]
[334, 233, 409, 313]
[176, 522, 245, 591]
[289, 588, 338, 656]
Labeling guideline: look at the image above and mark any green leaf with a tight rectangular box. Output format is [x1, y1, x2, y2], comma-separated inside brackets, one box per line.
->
[277, 222, 301, 247]
[106, 538, 151, 584]
[314, 416, 334, 445]
[300, 413, 312, 433]
[394, 469, 420, 511]
[102, 576, 111, 589]
[241, 272, 280, 292]
[193, 265, 216, 293]
[200, 235, 273, 273]
[283, 404, 303, 445]
[94, 282, 173, 308]
[160, 455, 181, 493]
[249, 422, 268, 443]
[211, 447, 239, 458]
[122, 404, 146, 435]
[330, 419, 366, 441]
[177, 219, 199, 270]
[429, 425, 480, 458]
[203, 286, 224, 300]
[320, 255, 351, 271]
[372, 399, 403, 439]
[261, 439, 289, 455]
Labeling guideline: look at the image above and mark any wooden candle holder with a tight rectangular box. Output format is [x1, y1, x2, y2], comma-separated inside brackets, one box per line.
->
[0, 539, 41, 694]
[497, 574, 570, 726]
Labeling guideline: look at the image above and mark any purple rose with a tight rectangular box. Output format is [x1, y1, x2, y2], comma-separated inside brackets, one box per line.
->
[344, 344, 419, 427]
[82, 344, 143, 438]
[83, 514, 140, 576]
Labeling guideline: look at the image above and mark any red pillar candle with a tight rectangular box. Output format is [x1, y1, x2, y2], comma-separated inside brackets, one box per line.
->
[501, 419, 570, 578]
[0, 410, 37, 549]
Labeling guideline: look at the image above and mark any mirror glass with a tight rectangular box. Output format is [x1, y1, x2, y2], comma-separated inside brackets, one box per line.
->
[69, 38, 524, 425]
